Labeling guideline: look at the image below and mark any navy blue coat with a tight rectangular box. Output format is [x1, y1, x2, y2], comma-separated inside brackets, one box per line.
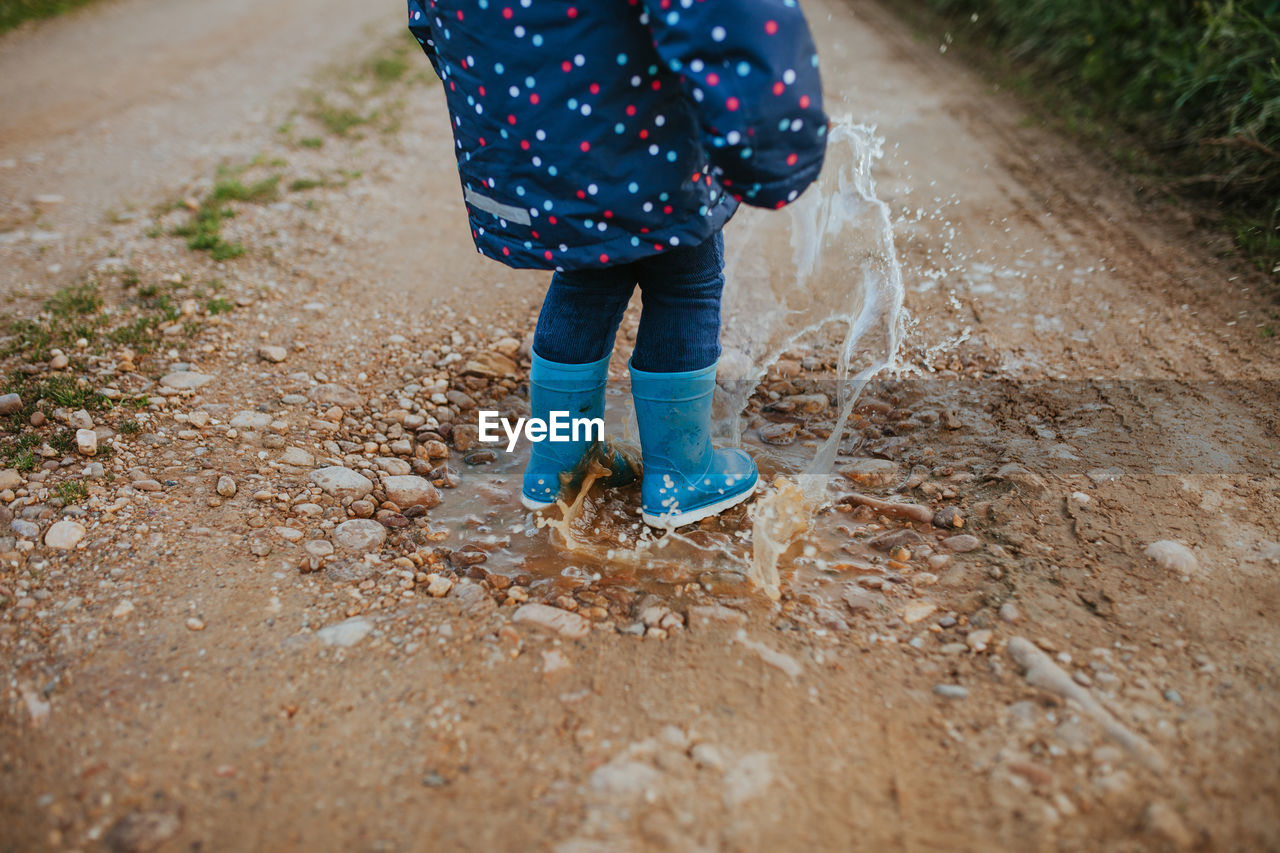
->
[408, 0, 828, 271]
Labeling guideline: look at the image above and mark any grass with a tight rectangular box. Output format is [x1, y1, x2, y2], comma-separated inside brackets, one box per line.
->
[0, 0, 99, 36]
[311, 100, 371, 137]
[170, 167, 282, 261]
[52, 480, 87, 504]
[897, 0, 1280, 286]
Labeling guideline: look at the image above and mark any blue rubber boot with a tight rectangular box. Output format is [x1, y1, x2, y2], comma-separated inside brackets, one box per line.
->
[629, 360, 759, 528]
[521, 351, 634, 510]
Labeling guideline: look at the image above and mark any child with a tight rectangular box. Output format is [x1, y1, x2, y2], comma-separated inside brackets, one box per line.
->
[408, 0, 828, 527]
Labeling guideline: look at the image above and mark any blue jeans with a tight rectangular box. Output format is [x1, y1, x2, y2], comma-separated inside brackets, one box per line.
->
[532, 231, 724, 373]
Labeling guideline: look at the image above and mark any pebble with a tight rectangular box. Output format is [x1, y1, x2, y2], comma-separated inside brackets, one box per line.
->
[186, 617, 206, 631]
[0, 393, 22, 415]
[304, 539, 335, 558]
[382, 475, 441, 509]
[967, 629, 994, 653]
[68, 409, 94, 430]
[840, 458, 898, 487]
[374, 456, 411, 475]
[316, 616, 373, 647]
[932, 684, 969, 699]
[942, 534, 981, 553]
[280, 447, 315, 467]
[333, 519, 387, 551]
[512, 602, 591, 638]
[426, 574, 454, 597]
[44, 520, 85, 549]
[993, 462, 1047, 496]
[216, 475, 237, 497]
[75, 428, 97, 456]
[309, 383, 362, 408]
[258, 345, 288, 363]
[927, 554, 951, 571]
[1143, 540, 1199, 575]
[11, 519, 39, 539]
[309, 466, 374, 499]
[1143, 801, 1194, 849]
[999, 602, 1022, 623]
[112, 600, 135, 618]
[902, 601, 937, 624]
[49, 353, 69, 370]
[159, 372, 213, 390]
[230, 410, 272, 430]
[932, 506, 964, 529]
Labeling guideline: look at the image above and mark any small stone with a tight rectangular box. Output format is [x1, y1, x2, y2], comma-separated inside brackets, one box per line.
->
[426, 574, 454, 597]
[333, 519, 387, 551]
[373, 456, 411, 475]
[215, 475, 237, 497]
[104, 810, 181, 853]
[967, 629, 994, 653]
[0, 469, 21, 490]
[932, 506, 964, 529]
[75, 428, 97, 456]
[309, 383, 362, 408]
[316, 616, 373, 647]
[993, 462, 1047, 496]
[186, 617, 205, 631]
[382, 475, 441, 509]
[927, 554, 951, 571]
[49, 353, 69, 370]
[1143, 540, 1199, 575]
[902, 601, 937, 624]
[942, 534, 981, 553]
[932, 684, 969, 699]
[258, 345, 288, 363]
[280, 447, 315, 467]
[230, 410, 271, 430]
[68, 409, 94, 430]
[841, 458, 899, 487]
[759, 422, 799, 445]
[159, 372, 213, 390]
[0, 393, 22, 415]
[10, 519, 39, 539]
[512, 602, 591, 638]
[44, 520, 85, 550]
[462, 351, 519, 379]
[999, 602, 1022, 623]
[112, 600, 135, 618]
[309, 466, 374, 499]
[275, 526, 303, 543]
[686, 604, 748, 627]
[451, 425, 479, 452]
[349, 499, 375, 518]
[1143, 801, 1194, 849]
[541, 649, 571, 675]
[28, 411, 45, 427]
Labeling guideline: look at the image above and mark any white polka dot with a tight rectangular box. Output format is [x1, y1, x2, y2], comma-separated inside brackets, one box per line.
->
[783, 69, 797, 84]
[711, 26, 726, 41]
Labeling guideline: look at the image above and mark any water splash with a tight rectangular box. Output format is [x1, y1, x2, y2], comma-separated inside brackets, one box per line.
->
[721, 121, 906, 595]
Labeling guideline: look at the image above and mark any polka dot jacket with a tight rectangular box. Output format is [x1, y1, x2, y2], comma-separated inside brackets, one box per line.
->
[408, 0, 828, 271]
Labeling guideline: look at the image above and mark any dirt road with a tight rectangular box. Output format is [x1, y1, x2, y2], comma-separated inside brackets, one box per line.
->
[1, 0, 1278, 850]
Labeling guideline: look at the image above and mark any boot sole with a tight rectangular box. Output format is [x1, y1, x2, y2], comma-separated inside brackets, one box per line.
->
[521, 493, 556, 511]
[641, 476, 759, 529]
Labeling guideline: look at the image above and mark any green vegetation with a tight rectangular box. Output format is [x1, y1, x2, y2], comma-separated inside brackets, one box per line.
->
[0, 0, 98, 36]
[907, 0, 1280, 283]
[310, 99, 371, 136]
[299, 137, 325, 149]
[170, 166, 283, 261]
[52, 480, 87, 504]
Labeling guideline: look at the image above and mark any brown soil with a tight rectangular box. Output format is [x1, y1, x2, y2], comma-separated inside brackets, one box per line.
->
[1, 1, 1277, 851]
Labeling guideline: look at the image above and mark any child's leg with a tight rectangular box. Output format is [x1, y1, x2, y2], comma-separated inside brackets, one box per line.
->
[631, 231, 725, 372]
[532, 266, 636, 363]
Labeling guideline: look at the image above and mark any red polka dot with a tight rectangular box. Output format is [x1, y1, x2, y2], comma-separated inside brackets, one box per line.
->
[577, 190, 586, 199]
[545, 250, 554, 260]
[502, 246, 511, 255]
[707, 73, 720, 86]
[691, 172, 701, 182]
[531, 230, 539, 239]
[599, 254, 609, 264]
[651, 80, 661, 90]
[530, 93, 540, 104]
[772, 81, 785, 96]
[502, 7, 513, 18]
[589, 83, 600, 95]
[775, 200, 786, 209]
[765, 20, 778, 34]
[726, 96, 740, 111]
[567, 6, 578, 17]
[580, 141, 590, 152]
[639, 129, 649, 139]
[478, 86, 486, 97]
[663, 205, 673, 214]
[654, 244, 663, 251]
[548, 216, 557, 224]
[604, 210, 614, 218]
[456, 9, 464, 20]
[625, 104, 637, 116]
[799, 94, 811, 109]
[507, 114, 517, 125]
[640, 227, 650, 233]
[478, 137, 486, 146]
[520, 139, 530, 150]
[562, 60, 572, 72]
[786, 153, 798, 166]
